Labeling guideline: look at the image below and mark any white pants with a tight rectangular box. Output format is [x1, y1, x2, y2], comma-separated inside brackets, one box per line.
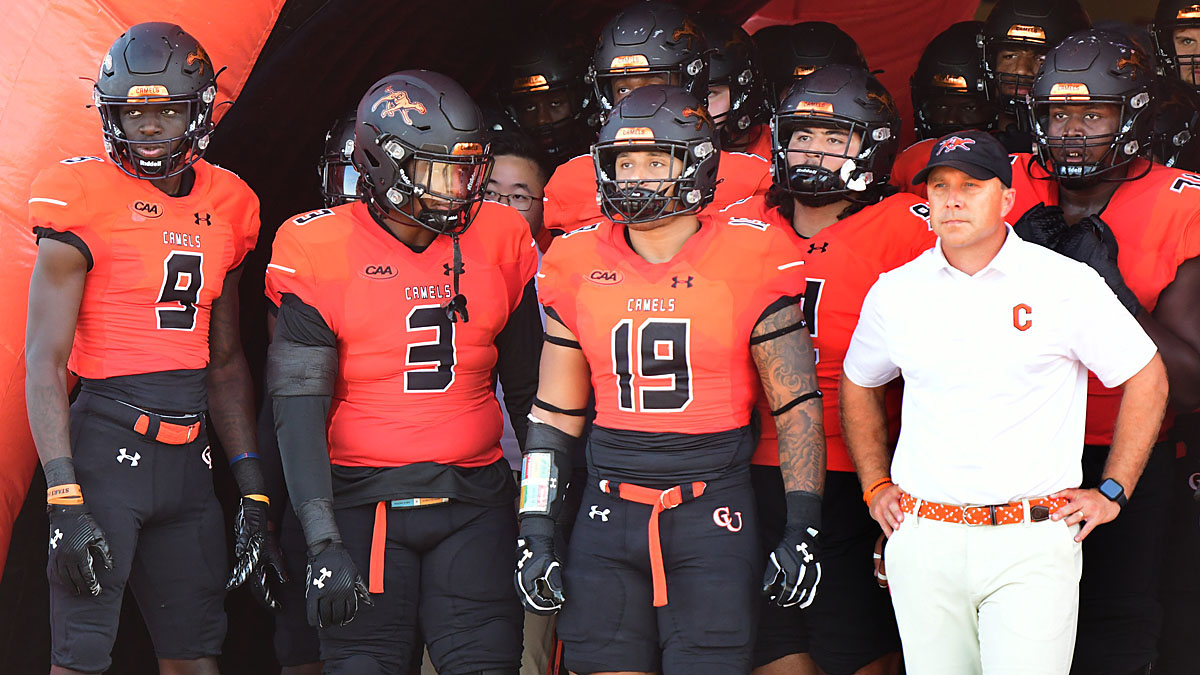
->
[886, 512, 1083, 675]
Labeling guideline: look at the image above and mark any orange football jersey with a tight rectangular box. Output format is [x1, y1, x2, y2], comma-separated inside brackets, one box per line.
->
[890, 138, 936, 199]
[731, 123, 772, 161]
[265, 200, 538, 468]
[538, 213, 806, 434]
[542, 150, 772, 235]
[723, 194, 936, 470]
[28, 156, 260, 380]
[1009, 156, 1200, 444]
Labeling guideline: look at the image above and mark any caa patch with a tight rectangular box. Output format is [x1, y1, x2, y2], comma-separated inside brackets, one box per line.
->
[130, 200, 165, 219]
[360, 264, 398, 280]
[588, 269, 623, 285]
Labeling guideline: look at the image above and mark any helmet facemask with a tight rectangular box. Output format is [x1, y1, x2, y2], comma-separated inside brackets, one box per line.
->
[95, 85, 216, 179]
[771, 112, 889, 205]
[1029, 91, 1153, 188]
[593, 136, 714, 225]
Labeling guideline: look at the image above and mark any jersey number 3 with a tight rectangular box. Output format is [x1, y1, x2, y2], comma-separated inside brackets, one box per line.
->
[405, 305, 456, 392]
[157, 251, 204, 330]
[612, 318, 692, 412]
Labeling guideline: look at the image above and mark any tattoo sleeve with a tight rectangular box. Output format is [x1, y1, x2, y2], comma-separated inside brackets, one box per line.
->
[751, 302, 826, 495]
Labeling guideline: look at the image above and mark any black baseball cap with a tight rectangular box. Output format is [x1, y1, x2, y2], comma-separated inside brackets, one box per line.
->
[912, 130, 1012, 187]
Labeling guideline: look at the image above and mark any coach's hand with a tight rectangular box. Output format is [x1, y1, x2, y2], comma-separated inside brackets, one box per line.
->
[1054, 215, 1142, 316]
[763, 491, 823, 609]
[1013, 203, 1068, 249]
[515, 516, 564, 615]
[227, 496, 288, 611]
[47, 503, 113, 597]
[867, 482, 905, 537]
[305, 541, 372, 627]
[1050, 487, 1122, 542]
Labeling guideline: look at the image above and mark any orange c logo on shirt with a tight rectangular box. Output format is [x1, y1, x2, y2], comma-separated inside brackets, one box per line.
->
[1013, 303, 1032, 331]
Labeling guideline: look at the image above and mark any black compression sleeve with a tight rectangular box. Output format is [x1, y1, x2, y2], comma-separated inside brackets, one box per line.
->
[494, 279, 542, 453]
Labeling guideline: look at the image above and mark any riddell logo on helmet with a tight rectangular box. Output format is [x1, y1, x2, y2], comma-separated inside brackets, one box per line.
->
[588, 269, 623, 285]
[682, 106, 714, 130]
[1006, 24, 1047, 42]
[371, 87, 427, 125]
[129, 200, 164, 219]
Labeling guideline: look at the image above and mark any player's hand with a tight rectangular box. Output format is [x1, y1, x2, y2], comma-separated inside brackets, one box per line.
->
[763, 521, 823, 608]
[47, 503, 113, 597]
[1054, 215, 1142, 316]
[872, 533, 888, 589]
[1012, 202, 1068, 250]
[226, 496, 288, 611]
[867, 483, 905, 537]
[1050, 487, 1122, 542]
[305, 541, 372, 627]
[515, 517, 564, 615]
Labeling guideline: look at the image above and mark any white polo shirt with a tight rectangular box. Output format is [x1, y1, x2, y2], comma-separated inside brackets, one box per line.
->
[843, 226, 1157, 505]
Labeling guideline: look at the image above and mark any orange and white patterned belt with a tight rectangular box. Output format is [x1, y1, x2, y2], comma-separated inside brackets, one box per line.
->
[899, 491, 1068, 526]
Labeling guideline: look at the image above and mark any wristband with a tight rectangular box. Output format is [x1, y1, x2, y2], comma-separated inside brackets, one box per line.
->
[244, 493, 270, 505]
[862, 477, 894, 507]
[47, 483, 84, 506]
[229, 452, 259, 466]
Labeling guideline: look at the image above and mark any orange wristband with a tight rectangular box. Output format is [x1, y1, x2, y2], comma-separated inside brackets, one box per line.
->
[47, 483, 84, 506]
[244, 494, 270, 505]
[862, 477, 894, 506]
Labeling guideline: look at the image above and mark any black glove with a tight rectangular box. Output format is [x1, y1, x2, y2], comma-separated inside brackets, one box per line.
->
[514, 516, 564, 615]
[1054, 214, 1142, 316]
[1012, 203, 1069, 250]
[226, 497, 288, 611]
[47, 503, 113, 597]
[305, 541, 372, 628]
[762, 492, 823, 609]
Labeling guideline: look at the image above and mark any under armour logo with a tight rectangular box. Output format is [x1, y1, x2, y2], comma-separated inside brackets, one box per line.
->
[50, 528, 63, 549]
[194, 212, 211, 226]
[797, 542, 814, 564]
[671, 275, 694, 288]
[807, 242, 829, 254]
[712, 506, 743, 532]
[312, 567, 332, 589]
[116, 448, 141, 466]
[443, 261, 465, 276]
[588, 506, 610, 522]
[201, 446, 212, 470]
[517, 546, 533, 570]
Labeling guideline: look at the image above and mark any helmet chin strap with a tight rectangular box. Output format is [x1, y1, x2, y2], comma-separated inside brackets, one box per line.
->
[443, 234, 469, 323]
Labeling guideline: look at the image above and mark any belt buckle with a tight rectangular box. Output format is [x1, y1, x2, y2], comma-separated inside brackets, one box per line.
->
[961, 504, 997, 526]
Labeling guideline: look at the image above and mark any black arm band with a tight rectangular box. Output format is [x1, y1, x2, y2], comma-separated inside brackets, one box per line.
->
[533, 397, 588, 416]
[770, 390, 823, 417]
[543, 333, 582, 349]
[749, 320, 808, 345]
[785, 490, 823, 530]
[295, 497, 342, 556]
[229, 456, 267, 497]
[518, 419, 579, 521]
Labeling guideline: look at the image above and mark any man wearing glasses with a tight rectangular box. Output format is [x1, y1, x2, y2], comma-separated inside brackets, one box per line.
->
[485, 131, 552, 253]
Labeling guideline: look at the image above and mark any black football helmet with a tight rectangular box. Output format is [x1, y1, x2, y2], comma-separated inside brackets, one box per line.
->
[94, 22, 219, 178]
[1151, 75, 1200, 170]
[318, 110, 359, 207]
[1152, 0, 1200, 89]
[760, 22, 868, 110]
[498, 35, 595, 159]
[592, 85, 720, 224]
[1028, 30, 1156, 187]
[771, 65, 900, 205]
[979, 0, 1091, 120]
[911, 21, 997, 140]
[695, 14, 765, 141]
[587, 2, 709, 117]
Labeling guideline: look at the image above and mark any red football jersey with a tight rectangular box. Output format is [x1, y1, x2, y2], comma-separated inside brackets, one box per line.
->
[538, 213, 807, 434]
[890, 138, 936, 199]
[265, 201, 538, 468]
[543, 150, 772, 235]
[722, 194, 936, 470]
[731, 123, 772, 161]
[27, 156, 260, 379]
[1009, 156, 1200, 443]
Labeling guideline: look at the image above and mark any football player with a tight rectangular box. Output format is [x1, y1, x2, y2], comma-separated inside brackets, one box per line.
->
[1151, 75, 1200, 171]
[266, 70, 541, 674]
[893, 21, 995, 198]
[757, 22, 868, 110]
[317, 109, 361, 207]
[1009, 30, 1200, 674]
[543, 1, 771, 238]
[26, 22, 277, 675]
[497, 34, 595, 165]
[696, 13, 770, 157]
[725, 65, 935, 675]
[514, 85, 826, 675]
[1153, 0, 1200, 89]
[978, 0, 1091, 153]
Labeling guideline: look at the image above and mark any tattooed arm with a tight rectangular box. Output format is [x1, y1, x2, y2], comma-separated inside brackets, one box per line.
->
[751, 301, 825, 496]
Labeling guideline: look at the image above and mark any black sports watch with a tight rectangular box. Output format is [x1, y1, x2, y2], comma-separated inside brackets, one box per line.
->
[1097, 478, 1128, 508]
